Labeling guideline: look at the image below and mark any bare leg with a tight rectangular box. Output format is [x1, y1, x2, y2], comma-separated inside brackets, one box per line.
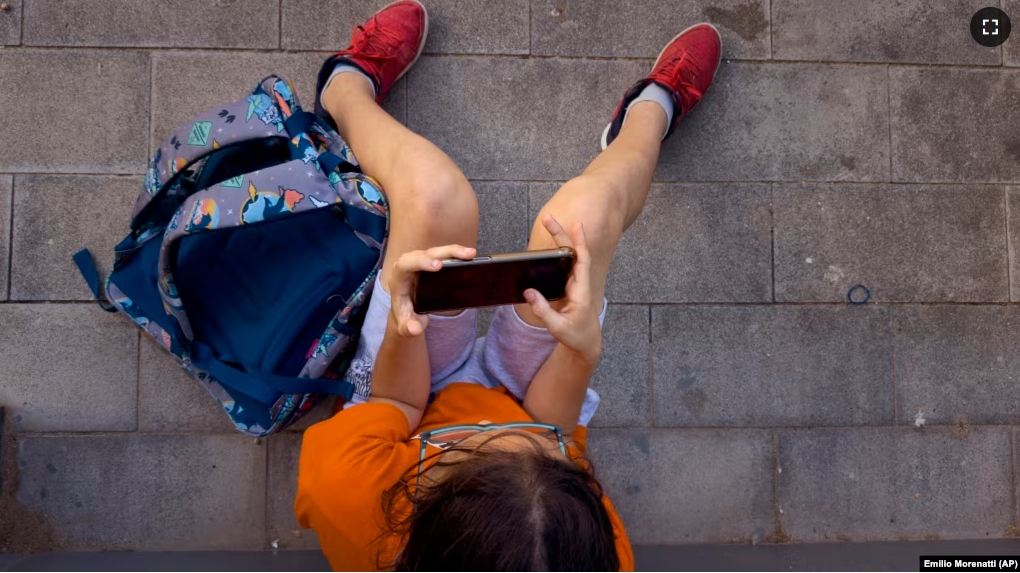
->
[515, 102, 667, 326]
[321, 74, 479, 291]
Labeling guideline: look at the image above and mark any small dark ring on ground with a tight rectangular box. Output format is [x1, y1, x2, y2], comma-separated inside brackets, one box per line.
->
[847, 284, 870, 305]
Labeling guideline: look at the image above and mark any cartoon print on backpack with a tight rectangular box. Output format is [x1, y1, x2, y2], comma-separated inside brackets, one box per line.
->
[272, 79, 296, 111]
[241, 182, 305, 224]
[311, 332, 338, 360]
[355, 178, 386, 214]
[186, 198, 220, 232]
[145, 148, 163, 196]
[246, 92, 283, 132]
[169, 156, 189, 177]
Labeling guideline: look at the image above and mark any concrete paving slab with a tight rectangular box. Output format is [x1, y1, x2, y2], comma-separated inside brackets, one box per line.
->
[15, 434, 267, 550]
[891, 67, 1020, 183]
[532, 182, 772, 303]
[0, 175, 10, 300]
[151, 52, 406, 152]
[138, 336, 235, 433]
[0, 50, 149, 174]
[893, 305, 1020, 426]
[408, 56, 646, 180]
[778, 427, 1014, 541]
[475, 181, 529, 254]
[588, 305, 650, 428]
[283, 0, 530, 54]
[772, 0, 997, 64]
[774, 183, 1008, 303]
[659, 62, 890, 182]
[2, 0, 1019, 553]
[22, 0, 278, 48]
[0, 0, 20, 45]
[1003, 0, 1020, 66]
[0, 304, 137, 432]
[1006, 187, 1020, 300]
[531, 0, 770, 59]
[635, 540, 1020, 572]
[10, 175, 137, 301]
[587, 428, 774, 544]
[3, 551, 326, 572]
[651, 306, 894, 427]
[267, 434, 320, 550]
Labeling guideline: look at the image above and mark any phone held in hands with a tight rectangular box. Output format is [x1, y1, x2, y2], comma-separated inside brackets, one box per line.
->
[411, 247, 575, 314]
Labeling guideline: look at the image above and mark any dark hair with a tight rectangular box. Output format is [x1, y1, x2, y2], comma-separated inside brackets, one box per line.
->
[380, 433, 620, 571]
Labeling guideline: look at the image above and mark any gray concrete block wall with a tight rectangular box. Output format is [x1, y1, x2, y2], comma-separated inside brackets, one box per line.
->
[1, 0, 1018, 554]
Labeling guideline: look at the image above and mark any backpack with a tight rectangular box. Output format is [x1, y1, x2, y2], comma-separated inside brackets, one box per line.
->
[73, 75, 389, 437]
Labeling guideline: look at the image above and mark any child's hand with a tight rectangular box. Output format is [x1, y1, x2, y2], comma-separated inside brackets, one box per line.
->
[387, 244, 476, 337]
[522, 215, 602, 365]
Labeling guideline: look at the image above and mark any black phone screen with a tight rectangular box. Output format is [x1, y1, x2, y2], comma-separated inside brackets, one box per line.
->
[413, 253, 574, 313]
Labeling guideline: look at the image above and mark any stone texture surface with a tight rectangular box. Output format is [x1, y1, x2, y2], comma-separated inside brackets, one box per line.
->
[588, 305, 650, 428]
[10, 175, 138, 301]
[408, 56, 646, 180]
[283, 0, 529, 54]
[0, 304, 138, 432]
[531, 0, 770, 59]
[651, 306, 894, 427]
[0, 175, 10, 300]
[22, 0, 278, 48]
[1007, 187, 1020, 300]
[0, 50, 149, 173]
[138, 337, 235, 433]
[3, 0, 1020, 552]
[893, 306, 1020, 426]
[587, 429, 774, 544]
[772, 0, 997, 64]
[15, 434, 266, 550]
[531, 183, 772, 303]
[659, 62, 890, 182]
[0, 0, 21, 45]
[474, 181, 529, 254]
[779, 428, 1014, 541]
[1004, 0, 1020, 67]
[268, 434, 320, 550]
[891, 68, 1020, 183]
[774, 183, 1008, 303]
[151, 52, 406, 151]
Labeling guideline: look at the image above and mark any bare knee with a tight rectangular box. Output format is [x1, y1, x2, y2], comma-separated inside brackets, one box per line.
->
[532, 178, 626, 250]
[398, 167, 479, 244]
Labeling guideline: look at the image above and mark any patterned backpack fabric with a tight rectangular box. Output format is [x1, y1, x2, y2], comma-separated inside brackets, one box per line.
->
[73, 75, 389, 437]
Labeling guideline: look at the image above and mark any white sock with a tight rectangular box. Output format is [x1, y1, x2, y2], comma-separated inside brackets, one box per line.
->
[320, 62, 376, 106]
[622, 82, 674, 139]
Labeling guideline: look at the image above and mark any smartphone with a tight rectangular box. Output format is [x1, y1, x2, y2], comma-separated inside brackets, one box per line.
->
[412, 247, 575, 314]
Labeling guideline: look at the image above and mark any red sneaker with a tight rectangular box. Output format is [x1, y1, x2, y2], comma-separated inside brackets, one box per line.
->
[315, 0, 428, 108]
[601, 23, 722, 149]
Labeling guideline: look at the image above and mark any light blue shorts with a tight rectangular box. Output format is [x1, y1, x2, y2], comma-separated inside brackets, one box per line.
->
[342, 277, 605, 426]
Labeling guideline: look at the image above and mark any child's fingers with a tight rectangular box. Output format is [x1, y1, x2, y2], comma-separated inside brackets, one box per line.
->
[394, 245, 477, 275]
[568, 223, 592, 302]
[524, 288, 566, 332]
[425, 244, 476, 262]
[542, 214, 573, 248]
[397, 312, 425, 337]
[403, 316, 424, 337]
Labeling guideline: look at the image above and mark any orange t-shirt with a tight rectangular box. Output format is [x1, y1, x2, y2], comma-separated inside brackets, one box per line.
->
[295, 382, 634, 571]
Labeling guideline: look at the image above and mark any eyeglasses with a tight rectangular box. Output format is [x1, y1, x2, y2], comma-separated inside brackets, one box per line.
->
[411, 422, 567, 511]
